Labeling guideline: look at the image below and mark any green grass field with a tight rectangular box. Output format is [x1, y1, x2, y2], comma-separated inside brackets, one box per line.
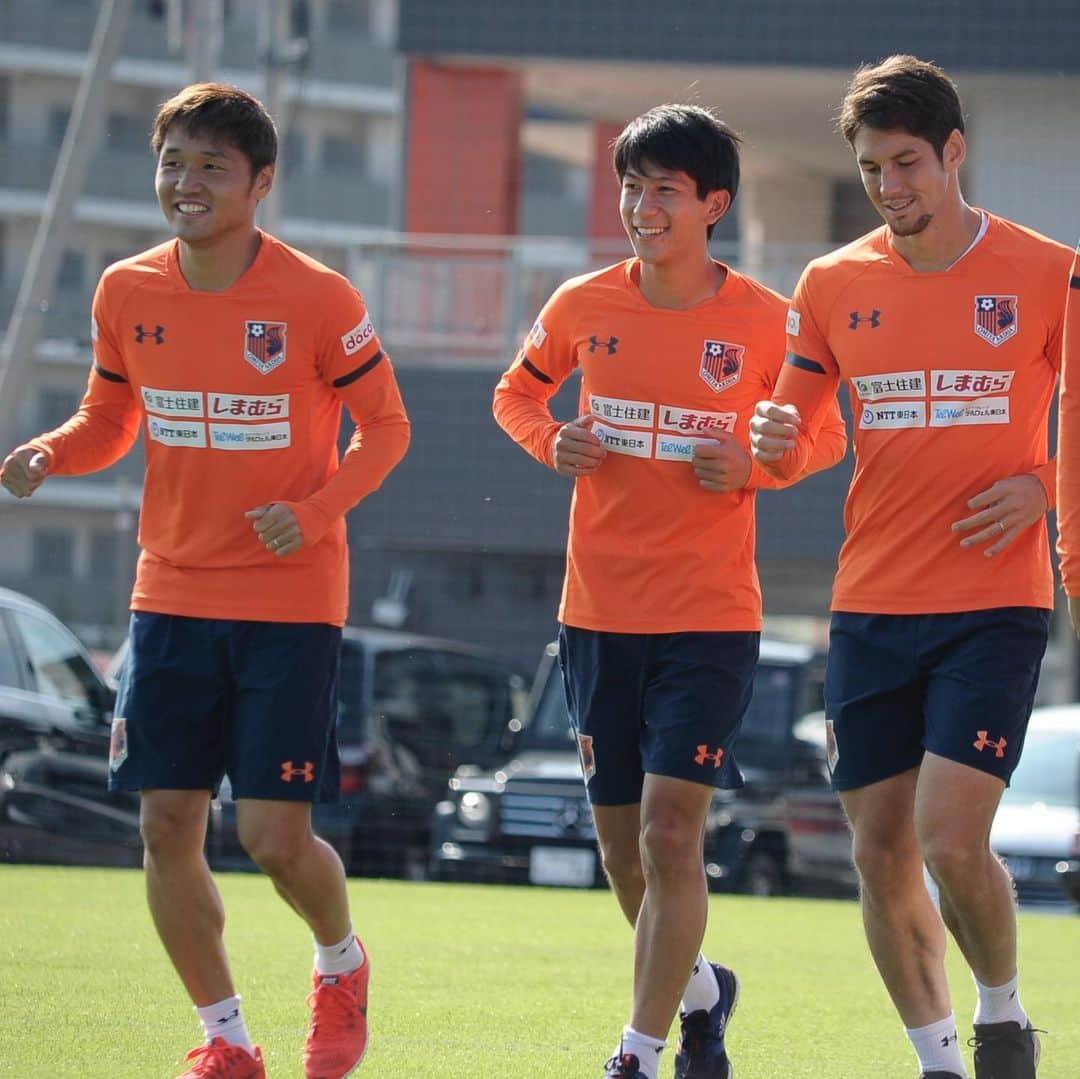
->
[0, 866, 1076, 1078]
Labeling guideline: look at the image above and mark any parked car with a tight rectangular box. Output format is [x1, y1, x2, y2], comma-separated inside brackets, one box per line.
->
[0, 587, 137, 866]
[430, 638, 855, 895]
[990, 705, 1080, 908]
[108, 626, 528, 877]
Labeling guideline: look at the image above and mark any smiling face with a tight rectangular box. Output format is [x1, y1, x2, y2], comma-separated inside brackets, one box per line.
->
[853, 126, 965, 239]
[618, 160, 729, 266]
[155, 124, 273, 248]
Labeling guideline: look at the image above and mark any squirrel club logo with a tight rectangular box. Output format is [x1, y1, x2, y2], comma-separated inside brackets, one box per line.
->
[244, 320, 287, 374]
[699, 340, 744, 393]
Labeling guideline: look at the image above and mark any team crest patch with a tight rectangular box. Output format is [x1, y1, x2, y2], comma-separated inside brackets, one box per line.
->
[974, 296, 1017, 347]
[700, 340, 744, 393]
[576, 733, 596, 783]
[824, 719, 839, 775]
[244, 320, 287, 374]
[109, 717, 128, 772]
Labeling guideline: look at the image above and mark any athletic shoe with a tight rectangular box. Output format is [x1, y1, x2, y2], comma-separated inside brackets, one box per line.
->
[178, 1038, 265, 1079]
[970, 1021, 1042, 1079]
[674, 964, 740, 1078]
[604, 1052, 648, 1078]
[303, 948, 370, 1079]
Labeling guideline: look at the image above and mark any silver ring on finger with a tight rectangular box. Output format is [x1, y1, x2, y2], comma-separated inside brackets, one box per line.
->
[998, 520, 1006, 535]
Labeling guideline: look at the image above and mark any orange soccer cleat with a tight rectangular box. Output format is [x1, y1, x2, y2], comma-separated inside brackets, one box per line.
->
[303, 947, 370, 1078]
[178, 1038, 265, 1079]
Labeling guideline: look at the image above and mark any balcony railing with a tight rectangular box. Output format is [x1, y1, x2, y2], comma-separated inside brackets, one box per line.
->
[0, 0, 396, 88]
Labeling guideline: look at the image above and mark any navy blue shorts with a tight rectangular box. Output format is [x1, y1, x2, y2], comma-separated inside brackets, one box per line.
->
[108, 612, 341, 802]
[559, 625, 759, 805]
[825, 608, 1050, 791]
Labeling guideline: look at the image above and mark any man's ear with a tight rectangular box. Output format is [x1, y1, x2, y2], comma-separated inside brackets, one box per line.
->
[705, 188, 732, 225]
[942, 129, 966, 173]
[253, 163, 275, 200]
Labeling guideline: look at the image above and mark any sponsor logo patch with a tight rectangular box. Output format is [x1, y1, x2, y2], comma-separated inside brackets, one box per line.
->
[529, 318, 548, 349]
[974, 296, 1017, 347]
[658, 405, 737, 435]
[576, 733, 596, 782]
[929, 397, 1010, 427]
[108, 717, 128, 771]
[699, 340, 744, 393]
[208, 392, 289, 420]
[209, 421, 291, 450]
[786, 309, 801, 336]
[655, 434, 718, 461]
[931, 370, 1015, 397]
[859, 402, 927, 429]
[591, 422, 653, 458]
[851, 371, 925, 400]
[90, 317, 99, 343]
[341, 313, 376, 356]
[588, 394, 654, 428]
[147, 417, 207, 447]
[244, 320, 287, 374]
[142, 387, 204, 417]
[825, 719, 838, 774]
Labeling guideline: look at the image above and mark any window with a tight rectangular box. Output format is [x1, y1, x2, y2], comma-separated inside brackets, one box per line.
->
[31, 531, 74, 578]
[322, 133, 366, 173]
[57, 250, 84, 291]
[105, 112, 147, 153]
[9, 608, 103, 722]
[49, 106, 72, 147]
[37, 389, 79, 433]
[0, 614, 22, 689]
[90, 532, 118, 580]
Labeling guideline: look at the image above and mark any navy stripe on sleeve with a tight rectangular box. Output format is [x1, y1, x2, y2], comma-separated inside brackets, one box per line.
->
[94, 363, 128, 383]
[1070, 274, 1080, 290]
[332, 350, 384, 388]
[785, 352, 827, 375]
[522, 356, 554, 385]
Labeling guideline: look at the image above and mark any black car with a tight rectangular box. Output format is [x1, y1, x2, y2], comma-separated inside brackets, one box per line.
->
[106, 625, 528, 877]
[431, 638, 855, 895]
[0, 587, 139, 865]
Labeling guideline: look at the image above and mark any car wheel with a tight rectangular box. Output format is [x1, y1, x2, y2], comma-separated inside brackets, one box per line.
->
[741, 849, 784, 897]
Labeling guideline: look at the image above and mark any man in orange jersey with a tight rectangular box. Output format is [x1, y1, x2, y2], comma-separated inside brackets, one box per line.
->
[750, 57, 1070, 1079]
[494, 104, 846, 1079]
[1056, 243, 1080, 638]
[0, 84, 409, 1079]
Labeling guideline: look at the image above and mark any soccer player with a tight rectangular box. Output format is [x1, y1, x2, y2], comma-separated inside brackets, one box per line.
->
[749, 56, 1070, 1079]
[0, 84, 410, 1079]
[493, 104, 846, 1079]
[1056, 243, 1080, 636]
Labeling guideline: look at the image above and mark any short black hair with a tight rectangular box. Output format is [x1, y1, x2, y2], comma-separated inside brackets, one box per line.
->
[839, 55, 964, 160]
[151, 82, 277, 174]
[613, 104, 741, 239]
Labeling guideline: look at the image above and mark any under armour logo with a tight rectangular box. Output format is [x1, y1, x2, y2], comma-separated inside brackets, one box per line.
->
[588, 335, 619, 355]
[216, 1009, 240, 1025]
[848, 310, 881, 330]
[940, 1031, 958, 1048]
[134, 323, 165, 344]
[973, 731, 1007, 758]
[281, 760, 315, 783]
[694, 744, 724, 768]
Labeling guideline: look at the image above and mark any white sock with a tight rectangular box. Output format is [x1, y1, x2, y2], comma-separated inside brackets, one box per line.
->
[904, 1013, 968, 1077]
[616, 1026, 665, 1079]
[680, 953, 720, 1015]
[195, 995, 254, 1054]
[973, 972, 1028, 1026]
[314, 927, 364, 975]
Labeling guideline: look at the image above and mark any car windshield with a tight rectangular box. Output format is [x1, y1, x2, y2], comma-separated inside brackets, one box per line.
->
[522, 656, 799, 762]
[1000, 728, 1080, 807]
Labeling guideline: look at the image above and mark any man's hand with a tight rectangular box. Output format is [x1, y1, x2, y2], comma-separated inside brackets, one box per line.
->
[0, 447, 49, 498]
[552, 414, 606, 477]
[749, 401, 802, 464]
[246, 503, 305, 557]
[692, 435, 752, 492]
[951, 474, 1049, 557]
[1068, 596, 1080, 639]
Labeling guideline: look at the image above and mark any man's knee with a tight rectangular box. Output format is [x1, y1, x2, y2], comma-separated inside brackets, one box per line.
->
[639, 813, 702, 877]
[851, 826, 921, 896]
[140, 794, 209, 858]
[598, 834, 644, 890]
[238, 814, 312, 877]
[921, 833, 997, 893]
